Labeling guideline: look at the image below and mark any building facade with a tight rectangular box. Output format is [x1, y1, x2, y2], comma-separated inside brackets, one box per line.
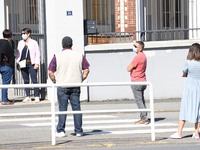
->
[0, 0, 200, 101]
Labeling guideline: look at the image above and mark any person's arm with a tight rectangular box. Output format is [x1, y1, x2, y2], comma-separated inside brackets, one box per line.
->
[182, 61, 188, 77]
[82, 55, 90, 82]
[48, 71, 56, 83]
[127, 56, 139, 72]
[48, 55, 57, 83]
[3, 55, 8, 61]
[182, 71, 187, 77]
[82, 68, 90, 82]
[2, 41, 11, 62]
[33, 40, 40, 70]
[16, 40, 23, 63]
[34, 64, 39, 70]
[127, 64, 135, 72]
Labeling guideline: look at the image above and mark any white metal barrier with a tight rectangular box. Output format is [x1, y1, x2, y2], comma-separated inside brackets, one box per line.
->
[0, 82, 155, 145]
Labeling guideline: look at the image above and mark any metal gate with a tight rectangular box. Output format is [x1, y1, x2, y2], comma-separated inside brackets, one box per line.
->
[4, 0, 47, 99]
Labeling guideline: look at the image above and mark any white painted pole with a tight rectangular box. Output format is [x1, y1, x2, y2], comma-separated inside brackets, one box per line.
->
[51, 85, 56, 145]
[6, 5, 9, 29]
[0, 0, 5, 39]
[149, 83, 155, 141]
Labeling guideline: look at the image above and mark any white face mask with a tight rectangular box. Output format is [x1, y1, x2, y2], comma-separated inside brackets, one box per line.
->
[22, 34, 28, 40]
[132, 47, 138, 53]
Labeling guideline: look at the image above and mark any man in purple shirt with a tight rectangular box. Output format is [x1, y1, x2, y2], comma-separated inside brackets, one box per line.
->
[48, 36, 90, 137]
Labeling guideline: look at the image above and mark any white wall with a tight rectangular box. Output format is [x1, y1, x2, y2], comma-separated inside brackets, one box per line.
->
[0, 0, 5, 38]
[189, 0, 200, 39]
[85, 40, 194, 101]
[45, 0, 87, 101]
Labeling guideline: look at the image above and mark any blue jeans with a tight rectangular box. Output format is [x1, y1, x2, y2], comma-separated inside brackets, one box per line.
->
[57, 87, 83, 134]
[0, 66, 13, 101]
[21, 63, 39, 97]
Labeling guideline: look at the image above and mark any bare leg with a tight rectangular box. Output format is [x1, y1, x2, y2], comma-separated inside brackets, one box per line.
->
[178, 120, 186, 133]
[194, 122, 200, 134]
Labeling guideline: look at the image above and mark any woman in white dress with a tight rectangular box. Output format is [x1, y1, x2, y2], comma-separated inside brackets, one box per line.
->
[170, 43, 200, 139]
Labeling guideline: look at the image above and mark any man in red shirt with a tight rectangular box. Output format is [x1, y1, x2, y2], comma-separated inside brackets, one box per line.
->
[127, 41, 148, 125]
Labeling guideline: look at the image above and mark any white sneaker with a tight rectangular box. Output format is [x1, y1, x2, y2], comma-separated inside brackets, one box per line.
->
[35, 97, 40, 103]
[170, 132, 182, 139]
[192, 133, 199, 139]
[56, 132, 65, 137]
[22, 97, 31, 102]
[76, 133, 83, 137]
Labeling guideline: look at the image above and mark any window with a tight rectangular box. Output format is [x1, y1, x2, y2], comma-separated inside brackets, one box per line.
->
[92, 0, 108, 25]
[175, 0, 181, 28]
[163, 0, 181, 28]
[163, 0, 170, 27]
[26, 0, 38, 23]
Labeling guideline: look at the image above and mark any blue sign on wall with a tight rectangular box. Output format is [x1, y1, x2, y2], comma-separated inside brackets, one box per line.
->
[66, 11, 72, 16]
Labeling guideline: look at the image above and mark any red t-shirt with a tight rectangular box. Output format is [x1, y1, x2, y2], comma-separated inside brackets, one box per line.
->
[130, 53, 147, 81]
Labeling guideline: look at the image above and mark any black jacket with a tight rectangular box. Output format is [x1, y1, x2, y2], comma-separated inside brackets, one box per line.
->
[0, 39, 15, 68]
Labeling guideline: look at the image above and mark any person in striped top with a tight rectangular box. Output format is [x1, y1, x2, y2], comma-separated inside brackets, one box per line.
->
[170, 43, 200, 139]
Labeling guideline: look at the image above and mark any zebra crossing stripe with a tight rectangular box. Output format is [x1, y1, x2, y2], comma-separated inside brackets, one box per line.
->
[0, 115, 116, 122]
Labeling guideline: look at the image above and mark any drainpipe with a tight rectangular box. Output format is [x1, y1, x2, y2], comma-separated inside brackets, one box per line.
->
[140, 0, 145, 41]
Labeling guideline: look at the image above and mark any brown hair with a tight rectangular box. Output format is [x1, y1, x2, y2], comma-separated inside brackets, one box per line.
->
[2, 29, 12, 38]
[187, 43, 200, 61]
[136, 41, 145, 50]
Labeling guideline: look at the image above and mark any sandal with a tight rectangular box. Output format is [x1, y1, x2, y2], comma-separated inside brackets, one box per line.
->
[8, 100, 14, 104]
[1, 100, 14, 105]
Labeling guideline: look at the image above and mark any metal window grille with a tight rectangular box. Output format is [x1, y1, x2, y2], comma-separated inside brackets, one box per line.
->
[84, 0, 200, 44]
[4, 0, 47, 99]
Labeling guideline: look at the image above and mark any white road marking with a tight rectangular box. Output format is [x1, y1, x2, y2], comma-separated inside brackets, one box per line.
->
[0, 115, 116, 122]
[1, 115, 186, 135]
[20, 119, 178, 128]
[21, 119, 139, 126]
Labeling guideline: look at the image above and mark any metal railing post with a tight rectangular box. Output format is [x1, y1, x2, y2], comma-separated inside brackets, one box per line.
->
[149, 83, 155, 141]
[51, 85, 56, 145]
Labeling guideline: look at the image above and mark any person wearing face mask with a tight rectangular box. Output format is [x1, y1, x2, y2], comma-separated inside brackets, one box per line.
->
[16, 28, 40, 103]
[127, 41, 148, 125]
[0, 29, 15, 105]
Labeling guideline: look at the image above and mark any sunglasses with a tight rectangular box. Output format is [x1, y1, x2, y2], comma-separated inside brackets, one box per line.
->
[134, 45, 137, 48]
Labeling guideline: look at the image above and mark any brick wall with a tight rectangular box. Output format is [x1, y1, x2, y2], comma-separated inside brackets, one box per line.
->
[115, 0, 136, 40]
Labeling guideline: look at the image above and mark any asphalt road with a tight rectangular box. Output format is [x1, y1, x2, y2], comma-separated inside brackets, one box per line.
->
[0, 99, 200, 150]
[74, 144, 200, 150]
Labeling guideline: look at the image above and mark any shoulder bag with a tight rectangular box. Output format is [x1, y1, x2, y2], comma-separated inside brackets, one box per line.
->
[18, 48, 29, 69]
